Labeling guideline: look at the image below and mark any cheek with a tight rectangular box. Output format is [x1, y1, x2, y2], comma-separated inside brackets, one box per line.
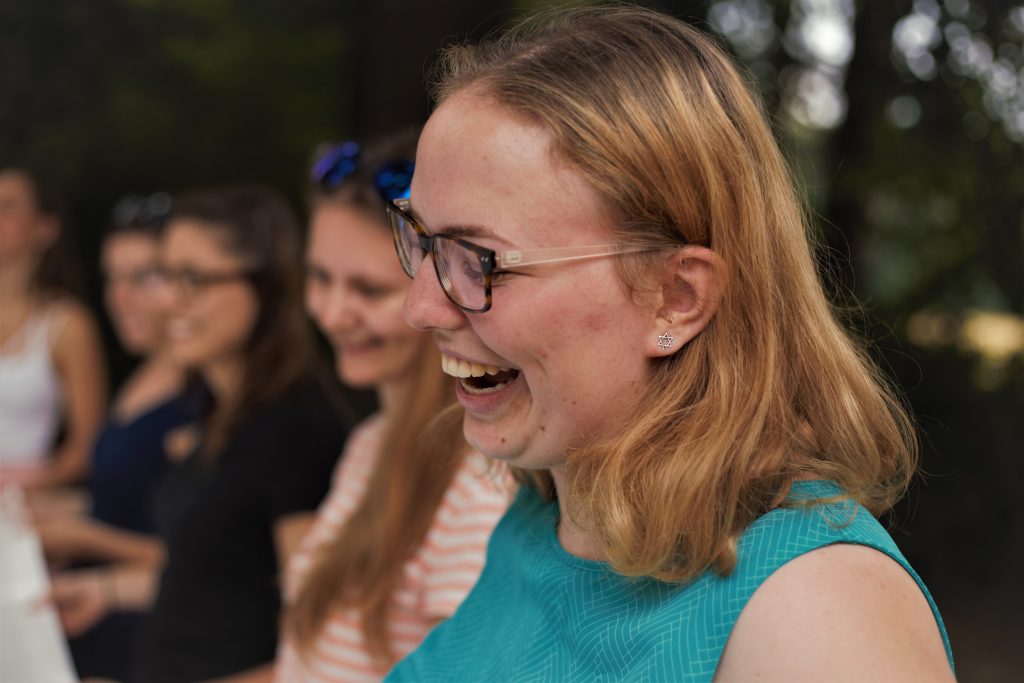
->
[369, 295, 413, 339]
[211, 290, 260, 349]
[304, 283, 326, 326]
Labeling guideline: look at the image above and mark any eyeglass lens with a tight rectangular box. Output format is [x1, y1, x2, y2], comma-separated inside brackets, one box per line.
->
[390, 209, 488, 311]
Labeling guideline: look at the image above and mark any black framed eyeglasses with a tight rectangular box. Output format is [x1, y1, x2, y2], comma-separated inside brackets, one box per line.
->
[387, 198, 666, 313]
[154, 267, 259, 300]
[310, 141, 414, 202]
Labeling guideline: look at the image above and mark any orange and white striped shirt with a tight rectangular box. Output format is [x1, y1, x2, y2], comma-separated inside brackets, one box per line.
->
[274, 415, 513, 682]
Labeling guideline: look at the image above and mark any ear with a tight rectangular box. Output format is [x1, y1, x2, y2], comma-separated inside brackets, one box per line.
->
[644, 245, 725, 358]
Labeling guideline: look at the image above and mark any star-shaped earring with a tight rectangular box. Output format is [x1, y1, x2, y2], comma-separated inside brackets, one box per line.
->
[657, 332, 674, 349]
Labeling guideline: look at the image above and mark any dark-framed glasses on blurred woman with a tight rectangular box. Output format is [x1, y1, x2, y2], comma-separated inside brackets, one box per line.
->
[154, 266, 259, 301]
[310, 141, 414, 202]
[104, 266, 163, 291]
[387, 197, 668, 313]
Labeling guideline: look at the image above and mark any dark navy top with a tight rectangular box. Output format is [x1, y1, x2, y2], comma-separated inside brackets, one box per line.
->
[89, 396, 194, 534]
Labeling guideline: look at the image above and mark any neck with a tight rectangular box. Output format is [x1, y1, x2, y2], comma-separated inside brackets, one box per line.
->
[376, 373, 416, 424]
[203, 356, 244, 403]
[549, 466, 604, 561]
[0, 260, 37, 305]
[137, 346, 183, 380]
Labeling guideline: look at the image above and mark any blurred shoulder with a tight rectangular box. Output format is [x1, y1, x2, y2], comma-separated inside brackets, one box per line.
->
[47, 298, 103, 365]
[716, 543, 954, 682]
[448, 452, 516, 512]
[48, 298, 99, 343]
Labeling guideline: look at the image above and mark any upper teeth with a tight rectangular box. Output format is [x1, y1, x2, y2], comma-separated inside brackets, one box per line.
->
[441, 354, 511, 379]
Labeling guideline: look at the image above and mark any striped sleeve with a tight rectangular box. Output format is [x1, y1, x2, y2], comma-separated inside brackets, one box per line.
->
[282, 416, 384, 602]
[416, 455, 513, 618]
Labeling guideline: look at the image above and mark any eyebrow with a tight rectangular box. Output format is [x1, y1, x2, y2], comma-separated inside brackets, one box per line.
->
[407, 203, 505, 243]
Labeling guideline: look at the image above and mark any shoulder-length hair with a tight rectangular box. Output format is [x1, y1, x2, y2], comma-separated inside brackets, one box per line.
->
[1, 167, 82, 299]
[287, 131, 464, 667]
[430, 6, 917, 582]
[168, 187, 322, 455]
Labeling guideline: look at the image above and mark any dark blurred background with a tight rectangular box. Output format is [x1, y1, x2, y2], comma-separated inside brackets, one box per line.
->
[3, 1, 1022, 679]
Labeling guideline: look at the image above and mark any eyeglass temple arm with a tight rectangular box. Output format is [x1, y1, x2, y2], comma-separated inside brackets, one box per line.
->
[495, 244, 660, 269]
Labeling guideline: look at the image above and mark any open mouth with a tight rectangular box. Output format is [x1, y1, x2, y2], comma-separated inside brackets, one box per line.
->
[441, 353, 520, 395]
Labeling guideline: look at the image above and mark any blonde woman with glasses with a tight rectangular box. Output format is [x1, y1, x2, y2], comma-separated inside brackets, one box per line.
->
[384, 6, 955, 682]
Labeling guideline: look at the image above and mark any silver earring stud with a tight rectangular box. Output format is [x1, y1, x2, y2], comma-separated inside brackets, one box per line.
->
[657, 332, 674, 349]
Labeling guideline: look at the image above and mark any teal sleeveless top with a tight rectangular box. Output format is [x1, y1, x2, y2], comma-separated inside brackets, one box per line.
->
[386, 481, 953, 682]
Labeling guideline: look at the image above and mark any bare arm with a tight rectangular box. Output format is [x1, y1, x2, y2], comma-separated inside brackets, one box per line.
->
[36, 512, 164, 565]
[29, 303, 108, 488]
[50, 563, 159, 637]
[273, 512, 316, 563]
[714, 544, 954, 682]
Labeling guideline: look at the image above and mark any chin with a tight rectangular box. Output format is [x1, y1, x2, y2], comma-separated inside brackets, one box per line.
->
[461, 413, 532, 465]
[336, 363, 382, 389]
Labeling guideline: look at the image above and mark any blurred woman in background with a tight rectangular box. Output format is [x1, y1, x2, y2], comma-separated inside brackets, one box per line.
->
[34, 193, 191, 681]
[272, 135, 511, 682]
[51, 186, 349, 683]
[0, 166, 106, 488]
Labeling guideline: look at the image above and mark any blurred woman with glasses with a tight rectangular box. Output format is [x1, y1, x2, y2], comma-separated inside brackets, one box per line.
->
[50, 187, 349, 683]
[385, 7, 955, 682]
[33, 193, 193, 681]
[0, 166, 107, 489]
[271, 132, 512, 683]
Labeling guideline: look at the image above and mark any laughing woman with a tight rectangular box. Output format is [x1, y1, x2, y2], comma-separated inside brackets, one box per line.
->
[51, 187, 348, 683]
[385, 7, 955, 682]
[272, 135, 511, 683]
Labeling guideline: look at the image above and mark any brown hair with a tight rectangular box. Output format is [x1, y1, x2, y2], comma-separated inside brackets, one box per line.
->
[288, 132, 465, 667]
[0, 167, 82, 298]
[168, 187, 321, 455]
[430, 6, 917, 581]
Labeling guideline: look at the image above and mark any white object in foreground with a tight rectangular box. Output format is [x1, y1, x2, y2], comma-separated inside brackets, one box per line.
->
[0, 486, 77, 682]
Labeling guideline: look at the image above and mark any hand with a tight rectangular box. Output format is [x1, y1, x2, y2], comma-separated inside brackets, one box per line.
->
[48, 570, 111, 637]
[26, 486, 91, 521]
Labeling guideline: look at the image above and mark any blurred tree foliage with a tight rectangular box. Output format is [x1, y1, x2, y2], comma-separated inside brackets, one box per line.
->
[2, 0, 1022, 677]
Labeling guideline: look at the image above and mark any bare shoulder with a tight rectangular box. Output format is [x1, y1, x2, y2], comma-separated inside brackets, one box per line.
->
[50, 299, 100, 350]
[715, 543, 954, 682]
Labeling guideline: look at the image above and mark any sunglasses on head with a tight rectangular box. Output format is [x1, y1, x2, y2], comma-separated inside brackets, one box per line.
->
[310, 141, 414, 202]
[113, 192, 172, 229]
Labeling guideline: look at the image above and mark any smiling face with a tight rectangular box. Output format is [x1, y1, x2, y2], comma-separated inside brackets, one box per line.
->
[305, 202, 425, 389]
[403, 92, 657, 471]
[0, 170, 56, 267]
[158, 220, 259, 372]
[102, 232, 164, 354]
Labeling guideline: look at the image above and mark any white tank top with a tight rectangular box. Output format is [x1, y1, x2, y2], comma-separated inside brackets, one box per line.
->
[0, 307, 66, 465]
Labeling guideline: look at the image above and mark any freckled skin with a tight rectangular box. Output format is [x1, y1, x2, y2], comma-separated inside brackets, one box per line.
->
[404, 92, 657, 472]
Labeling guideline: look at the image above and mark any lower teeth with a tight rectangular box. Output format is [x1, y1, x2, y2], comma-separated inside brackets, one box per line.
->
[460, 378, 510, 395]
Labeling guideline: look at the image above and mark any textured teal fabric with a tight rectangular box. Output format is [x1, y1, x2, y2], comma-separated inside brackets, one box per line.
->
[386, 480, 953, 682]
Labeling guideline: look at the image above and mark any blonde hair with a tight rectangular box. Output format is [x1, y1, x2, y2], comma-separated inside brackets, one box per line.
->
[431, 6, 917, 582]
[287, 131, 464, 665]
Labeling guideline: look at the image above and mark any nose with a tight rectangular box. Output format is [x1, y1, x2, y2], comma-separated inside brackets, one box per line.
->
[106, 280, 131, 313]
[403, 254, 466, 332]
[313, 284, 359, 335]
[153, 275, 180, 311]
